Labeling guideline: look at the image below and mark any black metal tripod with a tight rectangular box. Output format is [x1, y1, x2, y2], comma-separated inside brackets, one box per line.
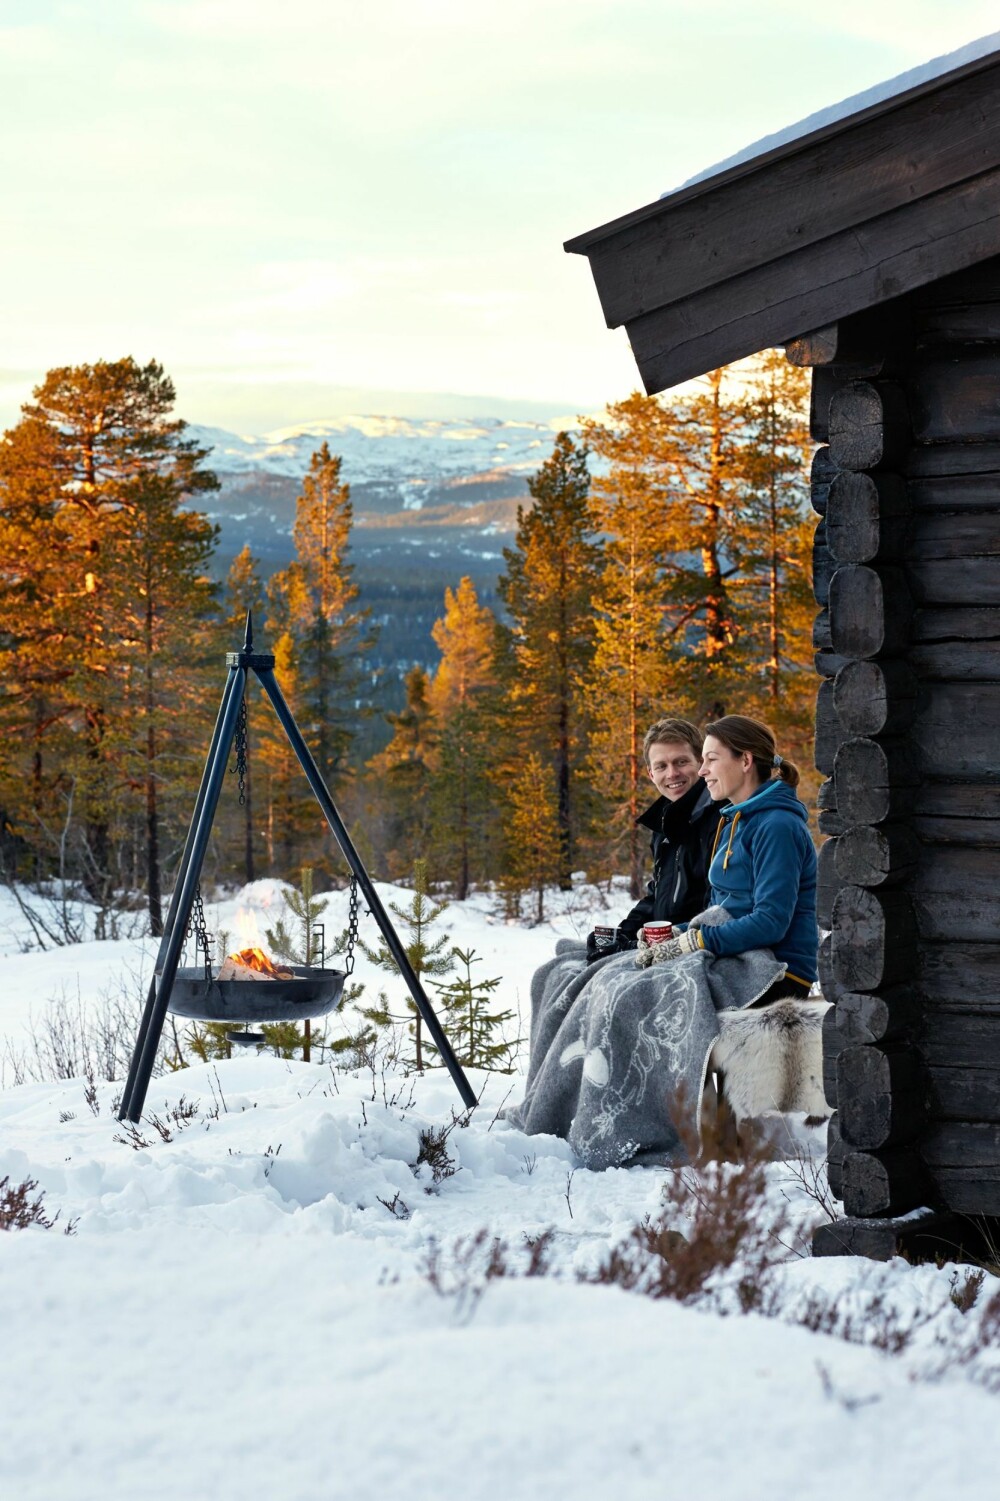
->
[118, 613, 477, 1121]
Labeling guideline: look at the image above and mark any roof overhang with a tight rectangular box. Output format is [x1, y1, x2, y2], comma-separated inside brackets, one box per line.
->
[566, 47, 1000, 392]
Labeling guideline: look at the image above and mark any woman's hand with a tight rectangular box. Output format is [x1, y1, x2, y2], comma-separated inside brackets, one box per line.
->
[635, 929, 703, 966]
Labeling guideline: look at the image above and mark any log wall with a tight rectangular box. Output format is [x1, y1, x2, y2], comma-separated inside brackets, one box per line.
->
[805, 261, 1000, 1239]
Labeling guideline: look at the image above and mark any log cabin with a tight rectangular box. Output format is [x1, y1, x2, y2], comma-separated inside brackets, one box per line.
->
[566, 38, 1000, 1258]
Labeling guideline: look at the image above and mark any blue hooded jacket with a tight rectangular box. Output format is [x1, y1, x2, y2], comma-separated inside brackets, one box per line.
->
[695, 778, 818, 984]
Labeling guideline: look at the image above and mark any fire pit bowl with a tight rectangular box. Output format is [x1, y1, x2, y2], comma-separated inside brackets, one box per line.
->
[167, 965, 347, 1023]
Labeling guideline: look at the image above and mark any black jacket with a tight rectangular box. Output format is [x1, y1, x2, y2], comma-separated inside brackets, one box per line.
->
[617, 781, 720, 941]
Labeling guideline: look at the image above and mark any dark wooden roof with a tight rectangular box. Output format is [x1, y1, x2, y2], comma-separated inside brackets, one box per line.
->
[566, 47, 1000, 392]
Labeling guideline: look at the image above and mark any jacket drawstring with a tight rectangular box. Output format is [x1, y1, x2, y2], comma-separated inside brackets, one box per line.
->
[722, 811, 741, 870]
[709, 817, 725, 863]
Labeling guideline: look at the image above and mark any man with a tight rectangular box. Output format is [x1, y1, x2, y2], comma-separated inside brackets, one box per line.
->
[585, 717, 719, 961]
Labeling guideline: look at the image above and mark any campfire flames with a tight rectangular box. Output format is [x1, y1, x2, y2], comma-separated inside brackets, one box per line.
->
[216, 910, 293, 982]
[224, 945, 290, 978]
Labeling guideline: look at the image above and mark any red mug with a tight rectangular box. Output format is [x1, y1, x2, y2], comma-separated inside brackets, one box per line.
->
[642, 922, 674, 946]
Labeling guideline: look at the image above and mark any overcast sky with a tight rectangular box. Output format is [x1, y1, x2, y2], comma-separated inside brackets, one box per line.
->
[2, 0, 998, 432]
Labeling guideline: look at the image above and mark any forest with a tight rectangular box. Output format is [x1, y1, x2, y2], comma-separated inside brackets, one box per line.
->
[0, 352, 814, 937]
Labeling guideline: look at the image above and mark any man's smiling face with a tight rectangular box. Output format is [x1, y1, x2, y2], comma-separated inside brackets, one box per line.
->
[646, 739, 701, 802]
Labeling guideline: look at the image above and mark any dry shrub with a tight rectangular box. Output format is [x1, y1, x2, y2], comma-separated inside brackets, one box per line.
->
[0, 1175, 75, 1234]
[421, 1227, 556, 1320]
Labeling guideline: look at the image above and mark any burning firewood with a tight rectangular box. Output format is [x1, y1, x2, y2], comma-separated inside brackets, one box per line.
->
[217, 946, 293, 983]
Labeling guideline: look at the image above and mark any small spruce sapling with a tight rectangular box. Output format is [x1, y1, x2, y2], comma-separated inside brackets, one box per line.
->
[265, 867, 330, 1061]
[430, 946, 519, 1071]
[360, 859, 453, 1071]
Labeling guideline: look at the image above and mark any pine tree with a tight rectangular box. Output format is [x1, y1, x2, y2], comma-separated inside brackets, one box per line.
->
[359, 858, 453, 1071]
[427, 577, 496, 899]
[429, 947, 518, 1071]
[269, 443, 375, 791]
[0, 359, 219, 931]
[496, 433, 599, 885]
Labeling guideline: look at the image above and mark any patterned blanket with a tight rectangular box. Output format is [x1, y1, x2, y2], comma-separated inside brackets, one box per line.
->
[504, 910, 784, 1168]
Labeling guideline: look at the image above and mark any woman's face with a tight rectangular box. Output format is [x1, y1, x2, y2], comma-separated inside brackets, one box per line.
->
[699, 735, 756, 803]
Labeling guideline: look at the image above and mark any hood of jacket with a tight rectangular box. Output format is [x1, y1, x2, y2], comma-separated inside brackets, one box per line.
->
[714, 776, 809, 829]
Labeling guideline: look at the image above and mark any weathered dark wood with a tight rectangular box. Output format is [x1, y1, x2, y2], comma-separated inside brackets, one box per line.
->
[833, 737, 921, 826]
[813, 607, 832, 652]
[816, 777, 845, 837]
[914, 256, 1000, 305]
[841, 1146, 927, 1218]
[908, 470, 1000, 512]
[914, 606, 1000, 642]
[909, 642, 1000, 680]
[909, 558, 1000, 606]
[815, 649, 852, 680]
[915, 782, 1000, 818]
[834, 823, 920, 889]
[826, 1112, 844, 1196]
[787, 306, 903, 375]
[920, 1014, 1000, 1122]
[914, 814, 1000, 847]
[814, 678, 846, 777]
[817, 931, 834, 997]
[914, 302, 1000, 343]
[569, 58, 1000, 325]
[826, 470, 908, 564]
[837, 1043, 925, 1149]
[816, 835, 839, 931]
[831, 885, 918, 991]
[828, 381, 910, 471]
[812, 520, 835, 607]
[623, 168, 1000, 393]
[917, 942, 1000, 1011]
[911, 681, 1000, 778]
[922, 1122, 1000, 1214]
[911, 844, 1000, 941]
[909, 349, 1000, 442]
[832, 659, 918, 736]
[786, 325, 839, 366]
[829, 565, 913, 658]
[810, 444, 837, 516]
[829, 987, 922, 1045]
[812, 1208, 977, 1261]
[906, 439, 1000, 477]
[810, 369, 838, 445]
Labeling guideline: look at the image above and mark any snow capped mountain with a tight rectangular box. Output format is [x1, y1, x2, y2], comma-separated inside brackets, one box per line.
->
[189, 414, 575, 507]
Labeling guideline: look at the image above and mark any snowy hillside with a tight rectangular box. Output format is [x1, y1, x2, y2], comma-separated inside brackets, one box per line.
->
[3, 881, 1000, 1500]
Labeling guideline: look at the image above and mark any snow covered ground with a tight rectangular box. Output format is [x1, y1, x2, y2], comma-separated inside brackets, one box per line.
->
[2, 880, 1000, 1500]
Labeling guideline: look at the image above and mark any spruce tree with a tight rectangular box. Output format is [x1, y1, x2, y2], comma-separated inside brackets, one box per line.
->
[426, 577, 496, 899]
[496, 433, 599, 886]
[366, 665, 436, 879]
[359, 859, 453, 1071]
[429, 947, 518, 1071]
[502, 752, 562, 923]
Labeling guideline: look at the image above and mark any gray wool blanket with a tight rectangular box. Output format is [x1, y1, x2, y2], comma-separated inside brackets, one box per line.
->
[504, 909, 785, 1169]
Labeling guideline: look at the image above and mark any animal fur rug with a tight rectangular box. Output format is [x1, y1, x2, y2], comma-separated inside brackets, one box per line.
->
[504, 908, 785, 1168]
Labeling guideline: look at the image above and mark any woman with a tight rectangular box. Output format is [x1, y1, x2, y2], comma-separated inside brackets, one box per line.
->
[655, 715, 818, 999]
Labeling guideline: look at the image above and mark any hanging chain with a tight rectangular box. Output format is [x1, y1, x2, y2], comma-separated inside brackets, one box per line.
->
[344, 873, 359, 975]
[231, 694, 248, 806]
[187, 883, 212, 982]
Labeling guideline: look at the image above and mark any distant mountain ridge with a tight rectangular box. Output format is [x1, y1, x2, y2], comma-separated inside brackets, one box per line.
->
[189, 412, 571, 503]
[189, 414, 577, 688]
